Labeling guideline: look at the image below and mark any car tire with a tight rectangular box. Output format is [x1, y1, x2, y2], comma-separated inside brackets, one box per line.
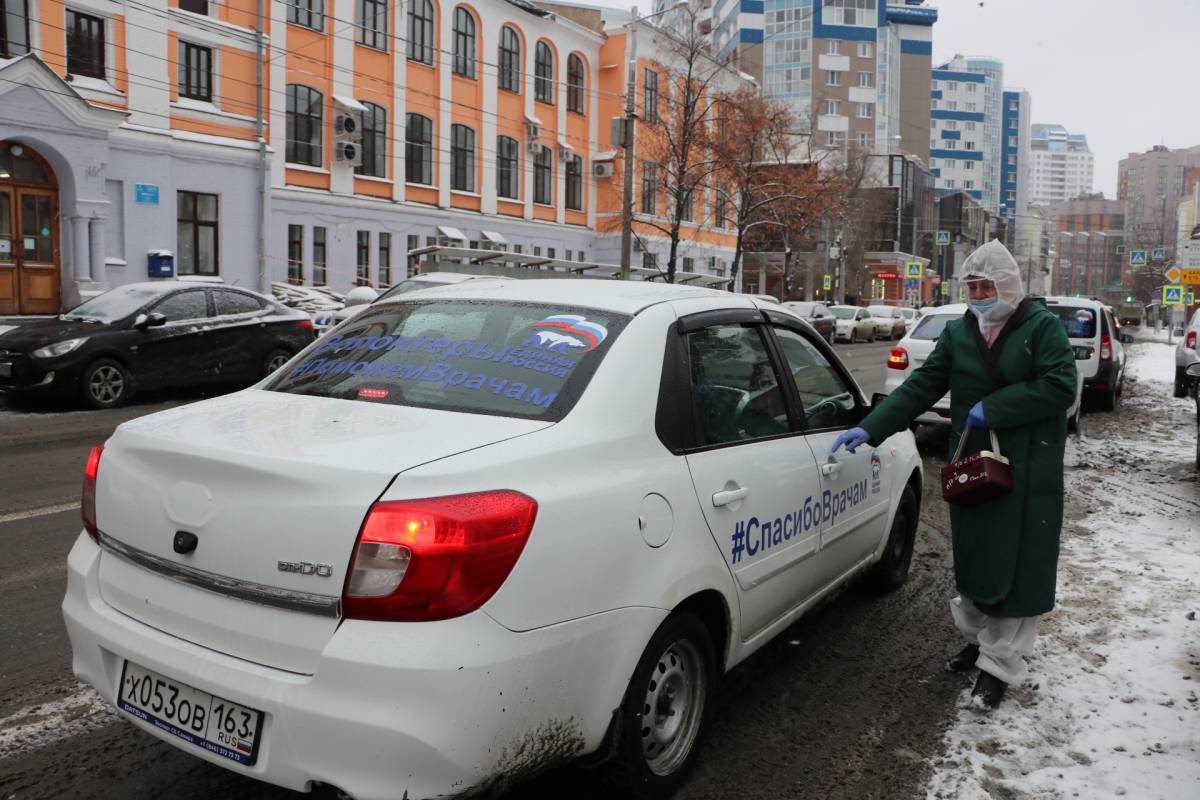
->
[261, 348, 292, 378]
[1174, 368, 1188, 399]
[80, 358, 133, 409]
[614, 612, 715, 799]
[866, 485, 917, 594]
[1096, 385, 1118, 412]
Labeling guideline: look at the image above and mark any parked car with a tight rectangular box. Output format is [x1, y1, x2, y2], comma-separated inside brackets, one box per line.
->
[1174, 306, 1199, 398]
[1188, 362, 1200, 470]
[882, 303, 1085, 432]
[782, 301, 836, 343]
[0, 282, 313, 409]
[1044, 296, 1129, 411]
[866, 306, 908, 340]
[830, 305, 875, 342]
[897, 307, 920, 332]
[745, 293, 782, 305]
[315, 272, 514, 334]
[65, 280, 922, 800]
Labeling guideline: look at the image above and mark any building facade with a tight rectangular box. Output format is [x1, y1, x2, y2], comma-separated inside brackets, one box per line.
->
[1028, 123, 1094, 208]
[1117, 144, 1200, 265]
[929, 54, 1003, 217]
[1047, 194, 1126, 303]
[1000, 88, 1029, 243]
[0, 0, 743, 315]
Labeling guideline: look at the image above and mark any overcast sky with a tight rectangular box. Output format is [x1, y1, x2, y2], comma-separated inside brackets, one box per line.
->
[584, 0, 1200, 198]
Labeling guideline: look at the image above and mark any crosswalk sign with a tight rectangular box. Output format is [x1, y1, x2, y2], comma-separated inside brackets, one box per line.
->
[936, 231, 951, 246]
[1152, 247, 1166, 261]
[958, 285, 967, 301]
[1129, 249, 1147, 266]
[823, 274, 832, 291]
[1187, 290, 1196, 305]
[1162, 285, 1184, 305]
[905, 261, 923, 279]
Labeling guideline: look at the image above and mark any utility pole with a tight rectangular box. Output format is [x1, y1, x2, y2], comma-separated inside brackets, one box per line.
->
[619, 8, 640, 281]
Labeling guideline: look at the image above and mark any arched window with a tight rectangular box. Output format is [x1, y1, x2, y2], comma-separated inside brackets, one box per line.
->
[452, 7, 476, 78]
[498, 26, 520, 93]
[450, 124, 475, 192]
[535, 42, 554, 104]
[405, 113, 434, 185]
[356, 102, 386, 178]
[567, 54, 585, 114]
[407, 0, 434, 65]
[496, 135, 519, 199]
[286, 84, 323, 166]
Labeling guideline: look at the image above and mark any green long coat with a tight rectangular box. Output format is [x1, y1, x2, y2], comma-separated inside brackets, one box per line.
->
[860, 301, 1077, 617]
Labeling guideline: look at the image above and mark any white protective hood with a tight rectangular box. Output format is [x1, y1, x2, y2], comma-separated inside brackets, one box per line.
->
[956, 239, 1026, 337]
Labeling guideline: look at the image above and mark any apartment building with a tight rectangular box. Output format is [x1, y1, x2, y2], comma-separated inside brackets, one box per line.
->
[1000, 88, 1029, 243]
[929, 54, 1004, 218]
[1028, 123, 1094, 208]
[1117, 143, 1200, 263]
[0, 0, 742, 315]
[1047, 193, 1126, 302]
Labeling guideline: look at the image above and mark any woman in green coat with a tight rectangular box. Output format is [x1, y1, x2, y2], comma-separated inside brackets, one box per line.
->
[832, 240, 1077, 709]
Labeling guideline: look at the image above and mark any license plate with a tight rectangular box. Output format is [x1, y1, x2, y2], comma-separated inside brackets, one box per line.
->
[118, 661, 264, 766]
[0, 363, 11, 378]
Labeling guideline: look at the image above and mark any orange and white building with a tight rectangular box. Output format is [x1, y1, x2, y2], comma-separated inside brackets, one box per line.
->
[0, 0, 747, 314]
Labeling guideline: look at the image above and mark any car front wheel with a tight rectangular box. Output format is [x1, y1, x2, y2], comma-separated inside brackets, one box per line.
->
[867, 485, 917, 593]
[80, 358, 133, 409]
[261, 348, 292, 378]
[615, 612, 715, 799]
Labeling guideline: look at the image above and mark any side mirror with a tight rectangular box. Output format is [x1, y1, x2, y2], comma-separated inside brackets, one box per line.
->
[135, 312, 167, 330]
[1186, 363, 1200, 379]
[1120, 333, 1134, 344]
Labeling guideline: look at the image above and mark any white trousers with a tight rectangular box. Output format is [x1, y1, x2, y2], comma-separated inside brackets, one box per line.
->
[950, 595, 1038, 685]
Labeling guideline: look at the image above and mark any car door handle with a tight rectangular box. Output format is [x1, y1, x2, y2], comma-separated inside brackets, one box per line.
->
[712, 486, 750, 507]
[821, 458, 842, 478]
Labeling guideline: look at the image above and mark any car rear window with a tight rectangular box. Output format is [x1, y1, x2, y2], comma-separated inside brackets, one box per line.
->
[266, 300, 629, 421]
[910, 313, 957, 340]
[1047, 305, 1097, 339]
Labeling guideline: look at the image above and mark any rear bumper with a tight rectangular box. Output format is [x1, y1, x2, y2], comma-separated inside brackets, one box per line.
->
[1085, 359, 1119, 391]
[63, 534, 664, 800]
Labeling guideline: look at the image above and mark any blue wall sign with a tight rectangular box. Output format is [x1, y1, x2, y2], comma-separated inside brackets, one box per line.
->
[135, 184, 160, 205]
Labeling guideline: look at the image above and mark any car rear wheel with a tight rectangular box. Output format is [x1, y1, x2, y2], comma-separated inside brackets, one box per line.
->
[261, 348, 291, 378]
[80, 359, 133, 409]
[615, 612, 715, 799]
[1175, 368, 1189, 399]
[867, 485, 917, 593]
[1095, 385, 1118, 412]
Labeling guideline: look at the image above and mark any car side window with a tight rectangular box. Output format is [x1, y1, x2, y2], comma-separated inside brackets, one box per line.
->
[214, 290, 265, 316]
[772, 326, 859, 430]
[151, 290, 209, 323]
[687, 324, 790, 446]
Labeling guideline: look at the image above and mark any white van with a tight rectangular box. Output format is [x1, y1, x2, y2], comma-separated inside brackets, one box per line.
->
[1043, 297, 1129, 411]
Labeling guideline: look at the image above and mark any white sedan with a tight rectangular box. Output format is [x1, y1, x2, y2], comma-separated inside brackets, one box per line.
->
[64, 281, 923, 800]
[830, 305, 876, 342]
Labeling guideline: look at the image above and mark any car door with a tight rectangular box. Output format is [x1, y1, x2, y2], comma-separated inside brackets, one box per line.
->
[130, 289, 215, 389]
[209, 289, 269, 380]
[768, 320, 892, 581]
[856, 308, 871, 339]
[675, 310, 828, 640]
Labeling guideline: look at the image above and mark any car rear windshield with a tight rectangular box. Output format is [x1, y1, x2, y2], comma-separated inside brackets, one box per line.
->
[910, 313, 957, 340]
[1047, 305, 1097, 339]
[266, 300, 629, 421]
[867, 306, 895, 317]
[830, 307, 858, 320]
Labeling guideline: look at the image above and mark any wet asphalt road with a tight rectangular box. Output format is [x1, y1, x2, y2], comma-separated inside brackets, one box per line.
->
[0, 339, 974, 800]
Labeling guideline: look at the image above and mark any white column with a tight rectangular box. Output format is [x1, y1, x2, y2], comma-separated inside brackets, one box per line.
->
[556, 55, 567, 226]
[89, 218, 106, 284]
[438, 14, 454, 208]
[330, 17, 356, 195]
[268, 0, 289, 185]
[523, 40, 535, 220]
[124, 0, 170, 128]
[71, 217, 91, 281]
[480, 26, 499, 216]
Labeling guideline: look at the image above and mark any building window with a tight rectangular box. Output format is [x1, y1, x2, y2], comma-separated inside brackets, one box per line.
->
[857, 71, 873, 88]
[681, 188, 694, 222]
[641, 162, 657, 214]
[313, 226, 327, 285]
[287, 224, 304, 284]
[945, 179, 955, 188]
[824, 99, 840, 116]
[945, 121, 957, 130]
[534, 146, 553, 205]
[453, 7, 476, 78]
[356, 231, 371, 285]
[643, 69, 659, 123]
[178, 41, 212, 102]
[179, 0, 208, 12]
[827, 131, 845, 147]
[966, 121, 976, 131]
[66, 10, 105, 79]
[963, 160, 974, 170]
[944, 139, 957, 150]
[1, 0, 31, 58]
[682, 257, 694, 272]
[964, 141, 975, 150]
[945, 159, 956, 168]
[379, 232, 392, 287]
[714, 192, 727, 228]
[405, 113, 433, 184]
[496, 135, 519, 199]
[963, 180, 974, 189]
[450, 124, 475, 192]
[947, 81, 957, 91]
[856, 102, 872, 118]
[967, 82, 976, 93]
[822, 0, 877, 27]
[858, 41, 872, 58]
[1007, 154, 1016, 165]
[643, 252, 657, 270]
[856, 132, 871, 148]
[946, 100, 957, 110]
[355, 101, 387, 178]
[1007, 136, 1016, 147]
[567, 53, 585, 114]
[177, 191, 219, 276]
[826, 40, 840, 55]
[825, 70, 841, 87]
[408, 0, 434, 64]
[535, 41, 555, 104]
[357, 0, 387, 49]
[966, 102, 976, 111]
[499, 26, 521, 92]
[287, 0, 323, 31]
[565, 154, 583, 211]
[286, 84, 323, 166]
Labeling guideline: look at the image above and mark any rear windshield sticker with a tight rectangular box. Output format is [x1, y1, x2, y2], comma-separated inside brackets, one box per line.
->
[1075, 309, 1094, 321]
[531, 314, 608, 352]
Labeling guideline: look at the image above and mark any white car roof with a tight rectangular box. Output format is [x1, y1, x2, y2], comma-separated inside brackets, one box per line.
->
[918, 303, 968, 317]
[412, 272, 514, 284]
[1043, 296, 1107, 310]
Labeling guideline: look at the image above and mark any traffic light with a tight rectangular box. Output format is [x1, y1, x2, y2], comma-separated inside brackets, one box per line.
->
[1126, 295, 1134, 302]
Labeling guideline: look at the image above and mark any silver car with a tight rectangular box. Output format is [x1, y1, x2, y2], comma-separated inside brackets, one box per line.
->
[866, 306, 908, 341]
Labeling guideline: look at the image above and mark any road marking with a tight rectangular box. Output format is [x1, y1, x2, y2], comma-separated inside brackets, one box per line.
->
[0, 502, 79, 525]
[0, 684, 117, 760]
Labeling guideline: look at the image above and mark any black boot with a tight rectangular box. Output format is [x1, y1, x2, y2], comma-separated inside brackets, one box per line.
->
[947, 643, 980, 673]
[971, 670, 1008, 709]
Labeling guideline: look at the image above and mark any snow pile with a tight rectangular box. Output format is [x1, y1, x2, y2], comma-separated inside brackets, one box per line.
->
[270, 282, 345, 315]
[926, 342, 1200, 800]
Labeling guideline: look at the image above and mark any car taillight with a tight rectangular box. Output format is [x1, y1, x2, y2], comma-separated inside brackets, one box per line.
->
[1099, 334, 1112, 361]
[887, 347, 909, 370]
[82, 444, 104, 542]
[296, 318, 314, 332]
[1188, 331, 1197, 350]
[343, 490, 538, 622]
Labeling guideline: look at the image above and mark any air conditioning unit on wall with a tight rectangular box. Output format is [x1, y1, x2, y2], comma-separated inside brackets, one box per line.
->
[593, 161, 615, 178]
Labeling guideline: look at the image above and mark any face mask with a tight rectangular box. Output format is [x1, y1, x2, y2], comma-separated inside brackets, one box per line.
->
[970, 297, 1011, 321]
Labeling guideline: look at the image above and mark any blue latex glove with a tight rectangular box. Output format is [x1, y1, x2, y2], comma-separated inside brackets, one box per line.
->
[832, 427, 870, 454]
[967, 401, 987, 428]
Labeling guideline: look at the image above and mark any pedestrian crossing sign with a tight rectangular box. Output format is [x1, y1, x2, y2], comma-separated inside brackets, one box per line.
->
[1162, 285, 1184, 305]
[958, 285, 968, 301]
[1187, 290, 1196, 305]
[1129, 249, 1148, 267]
[823, 274, 832, 290]
[1152, 247, 1166, 261]
[936, 231, 951, 246]
[905, 261, 923, 279]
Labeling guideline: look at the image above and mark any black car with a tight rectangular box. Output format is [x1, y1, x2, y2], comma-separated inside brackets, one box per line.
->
[781, 301, 836, 344]
[1188, 363, 1200, 471]
[0, 282, 314, 408]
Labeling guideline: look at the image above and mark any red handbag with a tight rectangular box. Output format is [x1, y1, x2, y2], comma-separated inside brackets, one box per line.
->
[941, 427, 1012, 507]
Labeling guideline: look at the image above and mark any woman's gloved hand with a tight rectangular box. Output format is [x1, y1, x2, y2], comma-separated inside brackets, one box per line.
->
[832, 427, 870, 454]
[967, 401, 987, 428]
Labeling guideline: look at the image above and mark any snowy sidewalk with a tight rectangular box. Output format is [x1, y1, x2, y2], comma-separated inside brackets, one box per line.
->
[926, 342, 1200, 800]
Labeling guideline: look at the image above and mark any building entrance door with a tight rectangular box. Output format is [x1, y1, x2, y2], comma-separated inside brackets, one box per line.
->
[0, 143, 60, 315]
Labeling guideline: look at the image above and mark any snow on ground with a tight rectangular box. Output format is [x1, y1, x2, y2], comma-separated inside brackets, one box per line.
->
[926, 340, 1200, 800]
